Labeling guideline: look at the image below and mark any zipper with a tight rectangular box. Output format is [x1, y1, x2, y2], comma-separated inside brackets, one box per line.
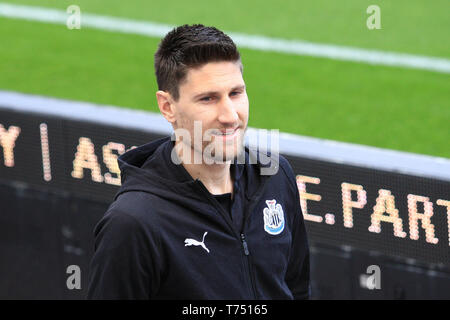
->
[196, 180, 257, 298]
[241, 233, 250, 256]
[240, 233, 258, 299]
[238, 177, 271, 299]
[195, 175, 271, 299]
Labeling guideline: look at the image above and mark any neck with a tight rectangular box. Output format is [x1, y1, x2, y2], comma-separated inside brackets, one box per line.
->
[175, 141, 234, 195]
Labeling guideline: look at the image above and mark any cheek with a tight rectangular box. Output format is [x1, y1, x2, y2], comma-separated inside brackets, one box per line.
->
[237, 98, 249, 123]
[177, 108, 214, 138]
[176, 106, 196, 127]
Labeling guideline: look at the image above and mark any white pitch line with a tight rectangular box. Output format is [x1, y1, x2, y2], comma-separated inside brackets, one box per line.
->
[1, 2, 450, 73]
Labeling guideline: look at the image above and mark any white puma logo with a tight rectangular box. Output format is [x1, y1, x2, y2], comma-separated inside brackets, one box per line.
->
[184, 232, 210, 253]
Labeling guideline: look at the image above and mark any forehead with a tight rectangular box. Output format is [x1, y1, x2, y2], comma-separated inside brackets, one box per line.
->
[179, 61, 244, 95]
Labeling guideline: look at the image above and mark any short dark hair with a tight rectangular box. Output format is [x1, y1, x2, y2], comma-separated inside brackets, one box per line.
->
[154, 24, 242, 101]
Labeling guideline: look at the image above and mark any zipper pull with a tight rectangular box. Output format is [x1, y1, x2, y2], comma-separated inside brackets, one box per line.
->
[241, 233, 250, 256]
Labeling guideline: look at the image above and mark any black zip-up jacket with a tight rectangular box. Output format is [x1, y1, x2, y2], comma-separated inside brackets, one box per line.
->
[87, 136, 310, 299]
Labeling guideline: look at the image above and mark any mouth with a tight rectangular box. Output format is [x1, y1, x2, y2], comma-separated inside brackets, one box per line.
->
[213, 127, 240, 140]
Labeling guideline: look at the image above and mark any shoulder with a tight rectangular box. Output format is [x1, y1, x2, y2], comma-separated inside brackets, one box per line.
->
[95, 205, 146, 236]
[278, 154, 296, 181]
[92, 205, 163, 261]
[273, 155, 300, 208]
[266, 152, 297, 191]
[246, 146, 298, 192]
[108, 191, 161, 224]
[278, 155, 300, 193]
[246, 146, 293, 177]
[94, 191, 162, 242]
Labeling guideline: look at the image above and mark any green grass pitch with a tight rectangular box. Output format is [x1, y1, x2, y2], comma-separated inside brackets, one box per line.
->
[0, 0, 449, 158]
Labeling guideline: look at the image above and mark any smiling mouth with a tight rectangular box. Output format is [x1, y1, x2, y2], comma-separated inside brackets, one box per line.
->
[213, 127, 240, 139]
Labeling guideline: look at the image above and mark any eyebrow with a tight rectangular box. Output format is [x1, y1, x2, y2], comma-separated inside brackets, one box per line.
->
[192, 85, 246, 100]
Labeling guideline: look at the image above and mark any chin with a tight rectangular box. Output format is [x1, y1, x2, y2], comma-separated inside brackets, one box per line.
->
[212, 141, 245, 163]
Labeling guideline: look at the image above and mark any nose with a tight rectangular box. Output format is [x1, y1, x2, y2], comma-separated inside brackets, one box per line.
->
[217, 95, 239, 125]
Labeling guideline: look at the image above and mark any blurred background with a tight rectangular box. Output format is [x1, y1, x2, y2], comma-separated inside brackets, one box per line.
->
[0, 0, 449, 299]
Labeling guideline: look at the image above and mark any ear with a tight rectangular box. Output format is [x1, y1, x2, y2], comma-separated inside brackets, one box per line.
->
[156, 90, 178, 124]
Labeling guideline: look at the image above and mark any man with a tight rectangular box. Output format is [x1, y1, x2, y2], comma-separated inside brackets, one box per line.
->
[87, 24, 310, 299]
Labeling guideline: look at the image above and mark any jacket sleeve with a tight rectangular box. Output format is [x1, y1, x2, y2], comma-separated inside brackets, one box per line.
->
[86, 209, 161, 299]
[281, 158, 311, 300]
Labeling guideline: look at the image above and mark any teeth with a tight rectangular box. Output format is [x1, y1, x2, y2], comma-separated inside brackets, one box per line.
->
[217, 129, 237, 135]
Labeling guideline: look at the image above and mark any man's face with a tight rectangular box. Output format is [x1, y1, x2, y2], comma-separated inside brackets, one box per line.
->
[172, 61, 249, 163]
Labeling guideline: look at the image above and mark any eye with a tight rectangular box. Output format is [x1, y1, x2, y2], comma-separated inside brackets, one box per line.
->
[230, 91, 241, 96]
[200, 96, 212, 102]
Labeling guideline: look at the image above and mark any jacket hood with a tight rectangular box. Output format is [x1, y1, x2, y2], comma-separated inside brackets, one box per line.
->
[114, 135, 271, 209]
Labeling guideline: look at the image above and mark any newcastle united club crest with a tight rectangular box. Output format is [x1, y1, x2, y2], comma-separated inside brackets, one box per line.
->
[263, 199, 285, 235]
